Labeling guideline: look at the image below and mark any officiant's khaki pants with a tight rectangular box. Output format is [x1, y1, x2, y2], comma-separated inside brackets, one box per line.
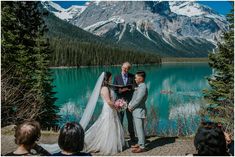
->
[133, 117, 145, 149]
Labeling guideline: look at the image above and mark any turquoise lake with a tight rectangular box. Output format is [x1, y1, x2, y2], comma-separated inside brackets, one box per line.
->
[51, 63, 212, 136]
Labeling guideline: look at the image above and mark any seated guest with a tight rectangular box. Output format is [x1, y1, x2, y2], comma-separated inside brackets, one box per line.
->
[5, 120, 50, 156]
[224, 131, 234, 156]
[53, 122, 91, 156]
[194, 122, 230, 156]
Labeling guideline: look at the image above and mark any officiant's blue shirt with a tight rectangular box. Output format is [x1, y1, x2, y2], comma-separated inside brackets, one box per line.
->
[122, 73, 128, 85]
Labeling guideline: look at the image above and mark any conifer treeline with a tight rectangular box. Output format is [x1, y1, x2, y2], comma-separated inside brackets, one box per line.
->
[203, 2, 234, 134]
[1, 1, 58, 128]
[49, 38, 162, 67]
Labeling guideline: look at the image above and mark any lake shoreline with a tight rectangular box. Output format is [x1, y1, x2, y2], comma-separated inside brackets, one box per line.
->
[49, 63, 160, 69]
[49, 60, 208, 69]
[162, 61, 208, 64]
[162, 57, 209, 63]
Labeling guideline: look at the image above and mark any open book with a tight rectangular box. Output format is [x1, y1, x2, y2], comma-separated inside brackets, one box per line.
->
[108, 84, 133, 89]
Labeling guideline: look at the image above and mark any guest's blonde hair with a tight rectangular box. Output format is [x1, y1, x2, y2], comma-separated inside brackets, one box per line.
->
[14, 121, 41, 146]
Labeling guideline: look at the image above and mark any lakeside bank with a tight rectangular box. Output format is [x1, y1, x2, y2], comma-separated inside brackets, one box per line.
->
[49, 58, 208, 69]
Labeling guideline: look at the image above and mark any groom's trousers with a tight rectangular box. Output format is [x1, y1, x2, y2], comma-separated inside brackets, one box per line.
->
[133, 117, 145, 149]
[118, 109, 135, 140]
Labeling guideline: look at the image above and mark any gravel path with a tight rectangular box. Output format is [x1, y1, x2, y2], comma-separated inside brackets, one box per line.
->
[1, 126, 196, 156]
[116, 137, 196, 156]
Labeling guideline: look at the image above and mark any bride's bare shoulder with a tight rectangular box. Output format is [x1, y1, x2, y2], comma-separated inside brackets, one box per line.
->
[101, 86, 109, 93]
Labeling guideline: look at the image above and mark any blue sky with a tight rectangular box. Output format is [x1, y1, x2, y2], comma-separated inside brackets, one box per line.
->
[54, 1, 232, 15]
[198, 1, 232, 15]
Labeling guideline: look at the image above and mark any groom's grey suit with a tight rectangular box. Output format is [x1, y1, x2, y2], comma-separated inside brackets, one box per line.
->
[128, 82, 148, 149]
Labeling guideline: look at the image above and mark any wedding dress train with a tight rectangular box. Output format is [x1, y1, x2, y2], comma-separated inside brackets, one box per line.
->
[84, 91, 125, 155]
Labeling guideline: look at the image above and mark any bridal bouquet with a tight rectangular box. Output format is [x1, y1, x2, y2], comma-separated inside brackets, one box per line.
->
[114, 99, 127, 112]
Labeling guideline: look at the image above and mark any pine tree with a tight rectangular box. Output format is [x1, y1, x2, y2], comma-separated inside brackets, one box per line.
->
[1, 1, 58, 128]
[203, 2, 234, 133]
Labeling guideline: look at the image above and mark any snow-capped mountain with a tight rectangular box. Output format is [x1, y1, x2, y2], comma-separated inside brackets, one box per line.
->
[169, 1, 227, 31]
[169, 1, 225, 19]
[42, 1, 229, 57]
[42, 1, 87, 21]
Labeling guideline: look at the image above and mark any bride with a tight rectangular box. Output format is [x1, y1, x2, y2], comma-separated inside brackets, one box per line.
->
[41, 72, 125, 155]
[83, 71, 125, 155]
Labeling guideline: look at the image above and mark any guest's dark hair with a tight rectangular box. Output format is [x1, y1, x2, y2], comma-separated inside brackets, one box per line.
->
[58, 122, 85, 153]
[102, 71, 112, 87]
[194, 121, 228, 156]
[136, 70, 146, 80]
[14, 120, 41, 146]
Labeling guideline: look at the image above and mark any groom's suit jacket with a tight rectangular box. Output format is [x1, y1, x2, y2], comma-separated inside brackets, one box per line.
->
[113, 73, 135, 103]
[129, 82, 148, 118]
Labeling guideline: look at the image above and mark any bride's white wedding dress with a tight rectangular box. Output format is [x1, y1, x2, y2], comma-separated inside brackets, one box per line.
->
[84, 88, 125, 155]
[40, 72, 125, 155]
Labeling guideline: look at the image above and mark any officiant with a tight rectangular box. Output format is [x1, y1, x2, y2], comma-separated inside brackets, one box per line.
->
[113, 62, 136, 143]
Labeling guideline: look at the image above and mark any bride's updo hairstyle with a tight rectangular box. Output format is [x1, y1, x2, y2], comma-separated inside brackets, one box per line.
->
[102, 71, 112, 87]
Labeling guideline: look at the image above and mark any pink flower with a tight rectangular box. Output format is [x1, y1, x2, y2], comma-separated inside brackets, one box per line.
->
[114, 99, 127, 112]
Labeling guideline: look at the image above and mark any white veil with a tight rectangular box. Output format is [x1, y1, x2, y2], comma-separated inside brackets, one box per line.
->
[40, 72, 105, 154]
[79, 72, 105, 130]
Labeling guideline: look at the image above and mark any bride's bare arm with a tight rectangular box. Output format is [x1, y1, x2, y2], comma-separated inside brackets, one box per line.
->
[101, 87, 115, 109]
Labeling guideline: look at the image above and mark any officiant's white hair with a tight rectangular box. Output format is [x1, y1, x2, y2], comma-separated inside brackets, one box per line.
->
[122, 62, 131, 69]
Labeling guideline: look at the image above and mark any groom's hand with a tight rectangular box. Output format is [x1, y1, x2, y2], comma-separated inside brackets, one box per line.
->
[128, 107, 133, 112]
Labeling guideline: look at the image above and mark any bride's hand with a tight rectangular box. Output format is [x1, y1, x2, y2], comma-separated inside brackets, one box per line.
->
[106, 100, 116, 110]
[110, 102, 117, 110]
[112, 105, 117, 110]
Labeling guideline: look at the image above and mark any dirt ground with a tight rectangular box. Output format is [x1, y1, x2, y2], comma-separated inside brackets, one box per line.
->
[1, 125, 196, 156]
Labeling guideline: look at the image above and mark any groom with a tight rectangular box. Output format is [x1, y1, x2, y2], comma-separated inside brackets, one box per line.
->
[128, 71, 148, 153]
[113, 62, 136, 143]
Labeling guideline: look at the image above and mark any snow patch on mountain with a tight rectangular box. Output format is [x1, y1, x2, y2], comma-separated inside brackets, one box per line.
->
[118, 24, 127, 42]
[42, 1, 87, 21]
[136, 24, 157, 45]
[84, 17, 125, 32]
